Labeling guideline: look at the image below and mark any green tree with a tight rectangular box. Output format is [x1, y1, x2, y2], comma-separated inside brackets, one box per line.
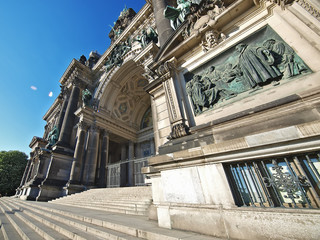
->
[0, 151, 28, 196]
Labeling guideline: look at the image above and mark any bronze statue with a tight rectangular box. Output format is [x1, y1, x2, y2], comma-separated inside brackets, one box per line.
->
[165, 0, 200, 30]
[46, 126, 59, 149]
[82, 89, 92, 106]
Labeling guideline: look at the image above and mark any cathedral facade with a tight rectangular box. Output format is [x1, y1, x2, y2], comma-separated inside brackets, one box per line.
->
[17, 1, 320, 239]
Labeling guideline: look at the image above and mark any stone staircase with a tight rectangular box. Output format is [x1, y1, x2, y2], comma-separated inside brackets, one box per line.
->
[0, 188, 222, 240]
[50, 187, 152, 216]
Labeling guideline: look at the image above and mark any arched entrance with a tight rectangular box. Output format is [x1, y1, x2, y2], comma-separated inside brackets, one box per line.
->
[96, 60, 154, 187]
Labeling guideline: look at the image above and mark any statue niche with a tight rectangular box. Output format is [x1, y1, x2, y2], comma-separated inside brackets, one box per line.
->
[185, 26, 310, 115]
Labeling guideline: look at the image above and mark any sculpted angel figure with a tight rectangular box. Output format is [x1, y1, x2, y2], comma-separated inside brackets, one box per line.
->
[164, 0, 202, 30]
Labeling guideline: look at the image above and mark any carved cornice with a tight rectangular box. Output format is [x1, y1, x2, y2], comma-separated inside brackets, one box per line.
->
[43, 97, 62, 121]
[29, 136, 47, 149]
[74, 106, 138, 141]
[295, 0, 320, 20]
[267, 0, 295, 9]
[59, 59, 92, 86]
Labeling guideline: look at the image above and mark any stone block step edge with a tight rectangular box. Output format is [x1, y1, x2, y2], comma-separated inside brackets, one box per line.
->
[1, 200, 70, 240]
[52, 201, 150, 209]
[9, 199, 183, 240]
[52, 196, 152, 202]
[50, 203, 148, 216]
[50, 199, 152, 205]
[9, 202, 94, 240]
[7, 199, 140, 240]
[0, 201, 33, 240]
[0, 217, 9, 240]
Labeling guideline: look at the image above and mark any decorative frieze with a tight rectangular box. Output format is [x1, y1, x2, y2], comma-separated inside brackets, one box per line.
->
[185, 25, 311, 115]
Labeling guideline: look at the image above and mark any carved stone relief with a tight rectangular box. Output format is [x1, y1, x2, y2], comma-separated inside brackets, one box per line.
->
[184, 26, 311, 115]
[201, 30, 226, 52]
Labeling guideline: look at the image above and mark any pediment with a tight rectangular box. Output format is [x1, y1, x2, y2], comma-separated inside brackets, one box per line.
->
[154, 0, 255, 63]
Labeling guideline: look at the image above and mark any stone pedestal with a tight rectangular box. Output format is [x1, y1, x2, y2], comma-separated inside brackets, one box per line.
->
[20, 185, 41, 201]
[64, 183, 86, 195]
[36, 146, 74, 201]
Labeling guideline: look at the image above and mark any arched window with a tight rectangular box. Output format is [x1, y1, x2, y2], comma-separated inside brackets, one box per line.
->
[140, 107, 152, 129]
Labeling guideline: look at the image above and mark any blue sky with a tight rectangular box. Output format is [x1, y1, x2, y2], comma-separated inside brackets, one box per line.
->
[0, 0, 146, 155]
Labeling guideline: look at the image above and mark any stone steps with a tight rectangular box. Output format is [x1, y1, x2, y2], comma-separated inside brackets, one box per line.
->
[0, 197, 220, 240]
[0, 201, 45, 240]
[52, 202, 148, 216]
[0, 207, 22, 240]
[51, 186, 152, 216]
[0, 198, 141, 240]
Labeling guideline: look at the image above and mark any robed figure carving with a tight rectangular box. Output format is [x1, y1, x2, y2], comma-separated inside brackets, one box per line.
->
[235, 43, 282, 90]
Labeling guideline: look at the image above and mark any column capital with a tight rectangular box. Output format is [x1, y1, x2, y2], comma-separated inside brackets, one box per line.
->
[101, 130, 110, 138]
[72, 77, 86, 89]
[90, 124, 100, 133]
[77, 121, 89, 131]
[156, 58, 177, 81]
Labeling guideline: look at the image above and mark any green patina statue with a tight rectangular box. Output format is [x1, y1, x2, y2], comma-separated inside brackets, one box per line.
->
[104, 40, 132, 72]
[82, 89, 92, 106]
[135, 26, 158, 48]
[164, 0, 202, 30]
[46, 126, 59, 149]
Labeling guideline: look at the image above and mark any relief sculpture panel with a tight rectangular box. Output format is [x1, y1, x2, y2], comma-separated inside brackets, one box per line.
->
[184, 26, 311, 115]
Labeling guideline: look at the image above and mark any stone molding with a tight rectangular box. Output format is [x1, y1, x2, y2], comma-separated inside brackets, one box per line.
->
[265, 0, 295, 9]
[147, 120, 320, 171]
[295, 0, 320, 20]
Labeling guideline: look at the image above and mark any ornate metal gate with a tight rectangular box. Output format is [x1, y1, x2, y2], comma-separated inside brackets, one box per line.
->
[106, 157, 149, 187]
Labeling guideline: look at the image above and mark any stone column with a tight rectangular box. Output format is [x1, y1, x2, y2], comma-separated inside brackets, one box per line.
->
[98, 130, 109, 187]
[121, 144, 127, 161]
[157, 59, 189, 139]
[58, 80, 81, 148]
[69, 121, 88, 185]
[120, 143, 127, 186]
[151, 0, 174, 46]
[128, 141, 135, 186]
[83, 125, 100, 186]
[150, 138, 155, 156]
[56, 88, 69, 132]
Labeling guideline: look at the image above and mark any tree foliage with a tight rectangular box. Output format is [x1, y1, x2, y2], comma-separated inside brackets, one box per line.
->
[0, 151, 28, 196]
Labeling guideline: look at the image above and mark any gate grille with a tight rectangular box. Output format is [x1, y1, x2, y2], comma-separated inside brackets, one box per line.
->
[225, 152, 320, 208]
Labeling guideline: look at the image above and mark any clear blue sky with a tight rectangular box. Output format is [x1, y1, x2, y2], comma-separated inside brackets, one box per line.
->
[0, 0, 146, 156]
